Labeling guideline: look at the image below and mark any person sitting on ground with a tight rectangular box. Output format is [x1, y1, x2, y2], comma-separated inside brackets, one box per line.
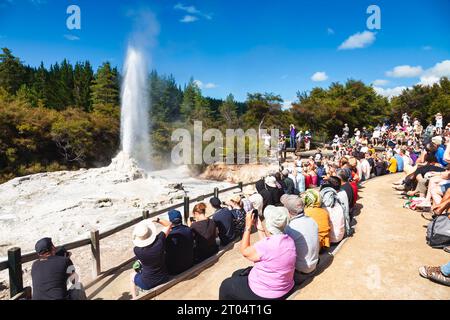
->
[210, 197, 236, 246]
[219, 206, 296, 300]
[336, 169, 355, 211]
[281, 168, 297, 195]
[161, 210, 194, 275]
[302, 189, 331, 250]
[130, 219, 170, 298]
[320, 186, 346, 244]
[388, 154, 398, 173]
[419, 261, 450, 287]
[225, 195, 246, 238]
[393, 150, 404, 173]
[321, 176, 351, 236]
[432, 136, 448, 167]
[282, 195, 320, 283]
[188, 202, 219, 263]
[31, 237, 86, 300]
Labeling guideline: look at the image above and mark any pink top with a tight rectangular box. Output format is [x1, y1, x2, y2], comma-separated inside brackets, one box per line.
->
[248, 234, 296, 299]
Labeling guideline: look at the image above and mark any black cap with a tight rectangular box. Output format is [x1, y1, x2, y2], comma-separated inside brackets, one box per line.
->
[35, 237, 54, 255]
[210, 197, 222, 208]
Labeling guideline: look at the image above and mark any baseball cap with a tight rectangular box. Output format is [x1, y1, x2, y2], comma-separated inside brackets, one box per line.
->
[35, 237, 54, 255]
[168, 210, 182, 225]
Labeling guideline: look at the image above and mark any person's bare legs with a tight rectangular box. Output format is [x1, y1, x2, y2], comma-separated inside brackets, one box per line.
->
[432, 189, 450, 214]
[129, 272, 138, 299]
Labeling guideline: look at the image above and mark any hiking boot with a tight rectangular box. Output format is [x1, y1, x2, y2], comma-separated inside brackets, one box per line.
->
[421, 212, 435, 221]
[418, 266, 450, 287]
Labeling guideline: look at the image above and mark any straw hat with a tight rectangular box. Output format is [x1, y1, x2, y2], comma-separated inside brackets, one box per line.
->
[132, 219, 157, 248]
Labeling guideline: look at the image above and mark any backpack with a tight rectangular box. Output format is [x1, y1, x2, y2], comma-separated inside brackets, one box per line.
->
[426, 215, 450, 248]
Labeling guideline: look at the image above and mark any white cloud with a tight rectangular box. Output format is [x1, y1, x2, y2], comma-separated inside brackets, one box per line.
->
[338, 31, 376, 50]
[418, 60, 450, 86]
[311, 71, 328, 82]
[194, 80, 217, 89]
[64, 34, 80, 41]
[386, 65, 423, 78]
[372, 79, 389, 86]
[327, 28, 335, 35]
[174, 3, 212, 21]
[180, 15, 198, 23]
[374, 86, 408, 99]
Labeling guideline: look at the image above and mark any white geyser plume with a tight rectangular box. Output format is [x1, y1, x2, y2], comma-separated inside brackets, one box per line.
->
[119, 9, 160, 171]
[120, 46, 151, 170]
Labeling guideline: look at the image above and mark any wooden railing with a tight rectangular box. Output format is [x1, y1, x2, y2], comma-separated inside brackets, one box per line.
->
[0, 180, 255, 299]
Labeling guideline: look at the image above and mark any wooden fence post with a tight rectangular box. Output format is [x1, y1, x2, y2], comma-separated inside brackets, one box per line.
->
[8, 247, 23, 298]
[90, 229, 101, 278]
[214, 187, 219, 198]
[142, 210, 149, 220]
[238, 182, 243, 191]
[183, 196, 190, 224]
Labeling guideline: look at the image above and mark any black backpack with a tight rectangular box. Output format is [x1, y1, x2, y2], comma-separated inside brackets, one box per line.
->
[426, 215, 450, 248]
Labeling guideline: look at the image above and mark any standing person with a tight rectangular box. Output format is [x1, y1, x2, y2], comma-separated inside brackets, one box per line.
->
[332, 135, 340, 151]
[289, 124, 296, 149]
[219, 206, 296, 300]
[130, 219, 170, 298]
[304, 131, 311, 151]
[210, 197, 236, 246]
[31, 238, 86, 300]
[296, 130, 303, 151]
[435, 113, 443, 135]
[343, 124, 349, 141]
[160, 210, 194, 275]
[188, 203, 219, 263]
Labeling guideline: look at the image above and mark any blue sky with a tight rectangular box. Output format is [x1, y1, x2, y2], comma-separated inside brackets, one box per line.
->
[0, 0, 449, 104]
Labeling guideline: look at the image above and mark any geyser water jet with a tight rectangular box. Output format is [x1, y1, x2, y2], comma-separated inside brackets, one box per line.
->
[120, 46, 151, 170]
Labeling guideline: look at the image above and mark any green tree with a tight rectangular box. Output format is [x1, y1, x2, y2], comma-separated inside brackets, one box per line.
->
[90, 62, 120, 106]
[219, 93, 238, 128]
[0, 48, 26, 94]
[73, 61, 94, 111]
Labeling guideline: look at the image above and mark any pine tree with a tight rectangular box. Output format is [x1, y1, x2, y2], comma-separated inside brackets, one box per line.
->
[73, 61, 94, 111]
[0, 48, 26, 94]
[219, 93, 238, 128]
[90, 62, 120, 106]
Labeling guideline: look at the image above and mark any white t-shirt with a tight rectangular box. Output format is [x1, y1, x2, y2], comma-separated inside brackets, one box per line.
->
[360, 159, 371, 181]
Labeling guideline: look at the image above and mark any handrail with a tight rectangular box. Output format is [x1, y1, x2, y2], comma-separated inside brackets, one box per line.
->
[0, 181, 251, 273]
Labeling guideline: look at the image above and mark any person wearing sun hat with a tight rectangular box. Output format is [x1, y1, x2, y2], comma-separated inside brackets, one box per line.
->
[302, 189, 331, 249]
[130, 219, 170, 298]
[219, 205, 296, 300]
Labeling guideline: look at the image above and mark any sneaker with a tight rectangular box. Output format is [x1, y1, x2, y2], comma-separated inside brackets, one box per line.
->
[418, 265, 450, 286]
[393, 185, 405, 191]
[444, 246, 450, 253]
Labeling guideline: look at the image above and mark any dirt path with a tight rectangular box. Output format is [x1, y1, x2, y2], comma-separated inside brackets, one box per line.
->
[86, 174, 450, 300]
[293, 173, 449, 300]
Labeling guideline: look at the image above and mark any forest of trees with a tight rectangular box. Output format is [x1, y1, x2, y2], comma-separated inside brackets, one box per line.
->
[0, 47, 448, 182]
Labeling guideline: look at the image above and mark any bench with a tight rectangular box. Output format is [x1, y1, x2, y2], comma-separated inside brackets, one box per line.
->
[135, 239, 239, 300]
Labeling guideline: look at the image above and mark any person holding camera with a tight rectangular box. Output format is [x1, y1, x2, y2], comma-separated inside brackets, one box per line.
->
[188, 202, 219, 263]
[31, 237, 86, 300]
[219, 205, 296, 300]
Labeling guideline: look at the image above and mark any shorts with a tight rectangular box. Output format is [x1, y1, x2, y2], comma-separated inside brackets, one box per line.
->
[134, 273, 153, 291]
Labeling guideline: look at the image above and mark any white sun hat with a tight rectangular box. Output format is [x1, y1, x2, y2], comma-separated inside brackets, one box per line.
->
[132, 219, 157, 248]
[264, 176, 277, 188]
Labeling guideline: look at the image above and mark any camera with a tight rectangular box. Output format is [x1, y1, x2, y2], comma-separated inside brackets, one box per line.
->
[189, 217, 195, 222]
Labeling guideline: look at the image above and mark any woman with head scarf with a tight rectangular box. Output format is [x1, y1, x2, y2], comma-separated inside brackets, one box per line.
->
[219, 205, 296, 300]
[302, 189, 331, 249]
[320, 187, 346, 243]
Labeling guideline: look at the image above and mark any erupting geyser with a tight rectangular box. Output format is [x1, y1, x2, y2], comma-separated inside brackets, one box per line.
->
[120, 46, 151, 170]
